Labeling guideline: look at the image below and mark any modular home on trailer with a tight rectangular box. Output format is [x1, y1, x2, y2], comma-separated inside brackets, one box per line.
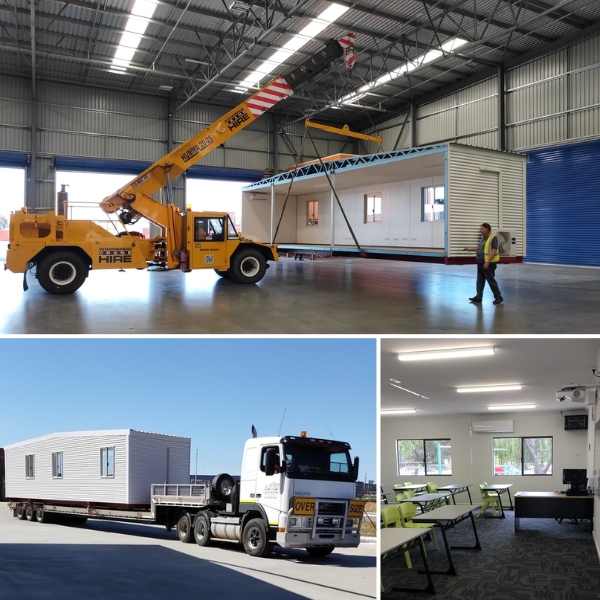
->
[4, 429, 191, 507]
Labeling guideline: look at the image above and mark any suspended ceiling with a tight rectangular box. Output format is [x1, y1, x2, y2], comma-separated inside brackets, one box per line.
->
[381, 338, 600, 417]
[1, 0, 600, 131]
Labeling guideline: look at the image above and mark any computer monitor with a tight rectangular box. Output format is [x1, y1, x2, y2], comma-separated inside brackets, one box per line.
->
[562, 468, 587, 488]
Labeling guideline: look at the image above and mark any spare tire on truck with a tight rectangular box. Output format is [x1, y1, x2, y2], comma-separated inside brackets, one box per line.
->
[211, 473, 235, 502]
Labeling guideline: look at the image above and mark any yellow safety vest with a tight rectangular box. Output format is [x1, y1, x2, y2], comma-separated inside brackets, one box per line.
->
[484, 235, 499, 263]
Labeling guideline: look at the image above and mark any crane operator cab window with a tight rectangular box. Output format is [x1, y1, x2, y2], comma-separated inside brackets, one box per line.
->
[194, 217, 225, 242]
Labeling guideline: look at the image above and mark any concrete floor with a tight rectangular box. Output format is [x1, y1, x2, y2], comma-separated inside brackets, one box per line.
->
[1, 256, 599, 334]
[0, 508, 376, 600]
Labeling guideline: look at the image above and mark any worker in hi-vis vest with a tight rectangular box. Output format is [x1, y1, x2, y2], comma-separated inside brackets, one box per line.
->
[463, 222, 503, 305]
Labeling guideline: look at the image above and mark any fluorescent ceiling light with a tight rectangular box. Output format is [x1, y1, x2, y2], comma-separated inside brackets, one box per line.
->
[398, 346, 495, 362]
[381, 409, 417, 415]
[388, 379, 429, 399]
[239, 2, 349, 88]
[457, 384, 522, 394]
[340, 37, 467, 106]
[488, 404, 536, 410]
[110, 0, 158, 73]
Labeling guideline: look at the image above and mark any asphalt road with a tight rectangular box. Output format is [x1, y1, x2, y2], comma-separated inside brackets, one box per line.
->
[0, 507, 376, 600]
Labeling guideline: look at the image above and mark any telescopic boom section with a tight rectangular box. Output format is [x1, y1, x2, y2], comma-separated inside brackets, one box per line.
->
[99, 36, 349, 229]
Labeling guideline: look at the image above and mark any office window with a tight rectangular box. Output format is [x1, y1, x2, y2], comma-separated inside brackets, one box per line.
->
[25, 454, 34, 479]
[397, 439, 452, 476]
[422, 186, 445, 221]
[100, 447, 115, 478]
[364, 193, 382, 223]
[52, 451, 63, 479]
[492, 437, 553, 476]
[307, 201, 319, 225]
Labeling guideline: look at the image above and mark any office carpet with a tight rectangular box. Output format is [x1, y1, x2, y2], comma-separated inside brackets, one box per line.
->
[381, 508, 599, 599]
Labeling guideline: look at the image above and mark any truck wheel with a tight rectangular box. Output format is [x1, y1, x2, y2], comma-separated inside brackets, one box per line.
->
[229, 249, 266, 284]
[176, 512, 194, 543]
[35, 507, 49, 523]
[25, 505, 37, 522]
[214, 269, 230, 279]
[16, 505, 26, 520]
[194, 513, 212, 547]
[243, 518, 272, 557]
[306, 546, 335, 557]
[212, 474, 235, 502]
[37, 251, 88, 294]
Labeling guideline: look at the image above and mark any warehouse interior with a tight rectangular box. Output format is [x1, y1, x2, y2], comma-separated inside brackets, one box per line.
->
[1, 0, 600, 333]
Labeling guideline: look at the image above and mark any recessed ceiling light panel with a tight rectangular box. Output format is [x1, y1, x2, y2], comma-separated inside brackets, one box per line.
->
[457, 384, 522, 393]
[398, 347, 495, 361]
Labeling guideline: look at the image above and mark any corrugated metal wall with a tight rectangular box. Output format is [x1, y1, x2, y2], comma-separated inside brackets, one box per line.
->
[128, 431, 190, 505]
[447, 144, 526, 257]
[4, 431, 128, 504]
[526, 139, 600, 267]
[505, 36, 600, 151]
[416, 79, 498, 149]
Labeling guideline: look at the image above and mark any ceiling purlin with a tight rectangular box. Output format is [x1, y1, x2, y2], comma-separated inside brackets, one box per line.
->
[503, 0, 591, 29]
[80, 0, 104, 83]
[422, 0, 558, 44]
[0, 3, 30, 66]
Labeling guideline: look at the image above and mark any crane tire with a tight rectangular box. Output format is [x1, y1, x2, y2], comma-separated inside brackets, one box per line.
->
[229, 249, 266, 284]
[37, 251, 88, 294]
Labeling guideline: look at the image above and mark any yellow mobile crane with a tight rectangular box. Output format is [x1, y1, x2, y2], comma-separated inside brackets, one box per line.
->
[5, 36, 352, 294]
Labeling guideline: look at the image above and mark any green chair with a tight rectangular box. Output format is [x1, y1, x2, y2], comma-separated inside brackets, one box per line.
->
[427, 481, 438, 493]
[381, 506, 414, 569]
[394, 491, 408, 503]
[398, 502, 439, 550]
[403, 481, 413, 486]
[477, 483, 501, 517]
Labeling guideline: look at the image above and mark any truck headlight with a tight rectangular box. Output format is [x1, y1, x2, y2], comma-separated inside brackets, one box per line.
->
[317, 517, 325, 526]
[331, 518, 340, 527]
[289, 518, 297, 526]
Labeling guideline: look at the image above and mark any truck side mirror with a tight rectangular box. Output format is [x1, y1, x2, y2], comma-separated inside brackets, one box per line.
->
[265, 448, 277, 476]
[353, 457, 360, 482]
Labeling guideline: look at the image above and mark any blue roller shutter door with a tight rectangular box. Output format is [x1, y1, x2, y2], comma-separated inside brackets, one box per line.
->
[526, 139, 600, 267]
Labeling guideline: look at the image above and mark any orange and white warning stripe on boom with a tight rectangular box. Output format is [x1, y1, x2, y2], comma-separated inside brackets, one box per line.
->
[338, 32, 356, 70]
[245, 77, 294, 118]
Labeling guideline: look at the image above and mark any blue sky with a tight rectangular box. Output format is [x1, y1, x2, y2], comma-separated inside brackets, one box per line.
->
[0, 337, 376, 482]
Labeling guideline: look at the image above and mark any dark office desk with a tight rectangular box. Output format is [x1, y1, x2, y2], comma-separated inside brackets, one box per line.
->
[381, 528, 436, 595]
[412, 504, 482, 576]
[514, 491, 594, 531]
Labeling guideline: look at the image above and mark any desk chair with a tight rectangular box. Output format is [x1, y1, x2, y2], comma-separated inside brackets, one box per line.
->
[403, 481, 413, 486]
[398, 502, 439, 550]
[395, 491, 408, 503]
[427, 481, 438, 493]
[381, 506, 414, 569]
[477, 483, 501, 517]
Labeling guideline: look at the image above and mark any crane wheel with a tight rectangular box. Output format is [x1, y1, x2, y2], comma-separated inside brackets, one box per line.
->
[37, 251, 88, 294]
[229, 249, 266, 284]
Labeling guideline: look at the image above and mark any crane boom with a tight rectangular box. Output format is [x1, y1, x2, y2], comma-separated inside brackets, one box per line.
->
[99, 37, 350, 229]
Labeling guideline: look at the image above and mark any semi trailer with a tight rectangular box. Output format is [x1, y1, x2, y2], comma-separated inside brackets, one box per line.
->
[5, 429, 365, 557]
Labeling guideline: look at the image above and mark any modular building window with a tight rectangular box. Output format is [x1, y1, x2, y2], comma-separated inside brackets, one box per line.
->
[364, 193, 381, 223]
[307, 200, 319, 225]
[492, 437, 553, 476]
[397, 439, 452, 476]
[52, 451, 63, 479]
[25, 454, 35, 479]
[100, 447, 115, 478]
[422, 186, 445, 221]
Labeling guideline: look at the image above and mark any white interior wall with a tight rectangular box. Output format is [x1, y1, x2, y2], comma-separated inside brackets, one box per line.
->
[293, 175, 444, 248]
[381, 412, 588, 499]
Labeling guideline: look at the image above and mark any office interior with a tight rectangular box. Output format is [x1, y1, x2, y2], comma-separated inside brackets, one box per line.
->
[380, 338, 600, 556]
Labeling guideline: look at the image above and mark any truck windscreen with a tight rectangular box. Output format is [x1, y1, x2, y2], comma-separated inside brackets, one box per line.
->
[283, 443, 354, 481]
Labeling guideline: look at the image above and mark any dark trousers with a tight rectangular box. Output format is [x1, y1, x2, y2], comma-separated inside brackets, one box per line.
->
[476, 263, 502, 300]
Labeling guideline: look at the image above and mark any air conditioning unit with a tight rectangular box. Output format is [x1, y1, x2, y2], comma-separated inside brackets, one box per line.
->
[495, 229, 516, 256]
[472, 419, 514, 433]
[250, 192, 268, 200]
